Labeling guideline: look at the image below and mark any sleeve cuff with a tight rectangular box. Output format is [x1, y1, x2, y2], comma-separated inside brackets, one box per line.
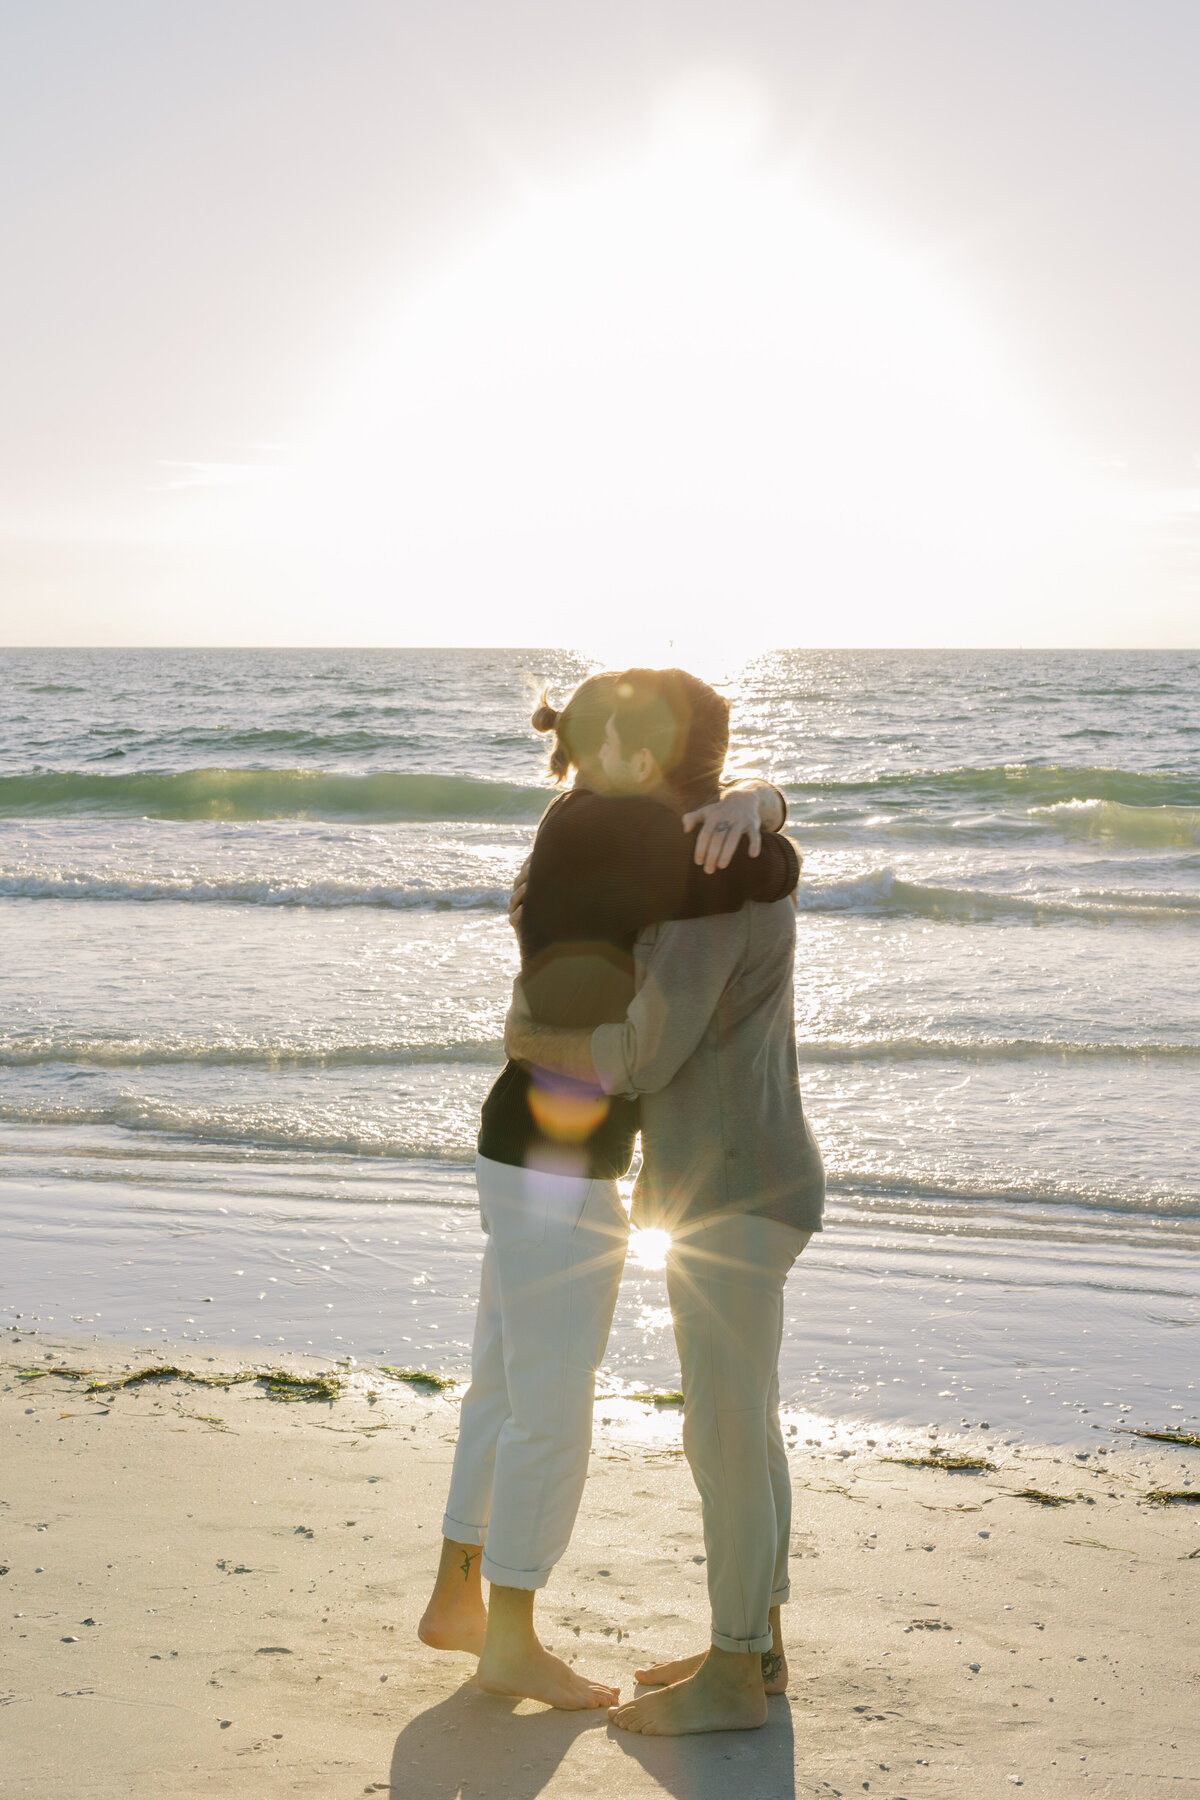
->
[779, 834, 800, 899]
[590, 1022, 635, 1097]
[769, 782, 788, 827]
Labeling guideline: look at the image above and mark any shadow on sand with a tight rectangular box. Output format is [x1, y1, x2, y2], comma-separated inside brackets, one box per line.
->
[386, 1682, 796, 1800]
[386, 1680, 608, 1799]
[612, 1692, 796, 1800]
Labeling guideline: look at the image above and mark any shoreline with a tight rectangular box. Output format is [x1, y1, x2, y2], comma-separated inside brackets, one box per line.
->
[5, 1167, 1199, 1451]
[4, 1334, 1197, 1799]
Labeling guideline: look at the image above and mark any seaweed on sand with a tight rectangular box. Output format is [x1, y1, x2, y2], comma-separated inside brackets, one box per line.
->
[1114, 1427, 1200, 1449]
[85, 1366, 341, 1402]
[629, 1388, 685, 1407]
[882, 1448, 997, 1473]
[378, 1366, 456, 1393]
[257, 1370, 343, 1404]
[87, 1366, 254, 1394]
[1007, 1487, 1077, 1507]
[1142, 1488, 1200, 1506]
[16, 1367, 88, 1382]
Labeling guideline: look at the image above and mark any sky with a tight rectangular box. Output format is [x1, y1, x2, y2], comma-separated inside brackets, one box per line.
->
[1, 0, 1197, 652]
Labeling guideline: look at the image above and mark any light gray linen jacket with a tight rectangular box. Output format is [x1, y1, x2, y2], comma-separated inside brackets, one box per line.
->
[589, 897, 825, 1234]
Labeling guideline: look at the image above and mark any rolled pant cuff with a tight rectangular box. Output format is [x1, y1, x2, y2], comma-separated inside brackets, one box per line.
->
[771, 1583, 791, 1604]
[711, 1628, 774, 1655]
[480, 1552, 553, 1591]
[441, 1513, 487, 1548]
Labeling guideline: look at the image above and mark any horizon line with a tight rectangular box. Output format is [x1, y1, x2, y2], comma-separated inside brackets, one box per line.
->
[3, 644, 1197, 655]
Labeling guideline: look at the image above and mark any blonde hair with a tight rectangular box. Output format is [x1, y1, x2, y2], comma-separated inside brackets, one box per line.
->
[530, 672, 619, 782]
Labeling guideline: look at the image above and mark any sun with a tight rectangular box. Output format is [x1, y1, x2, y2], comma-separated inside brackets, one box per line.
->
[629, 1228, 672, 1271]
[245, 78, 1104, 652]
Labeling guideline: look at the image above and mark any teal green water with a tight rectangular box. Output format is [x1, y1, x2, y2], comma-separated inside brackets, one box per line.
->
[2, 647, 1197, 1442]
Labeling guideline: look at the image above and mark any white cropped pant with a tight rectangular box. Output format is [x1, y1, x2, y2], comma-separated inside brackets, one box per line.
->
[442, 1154, 628, 1590]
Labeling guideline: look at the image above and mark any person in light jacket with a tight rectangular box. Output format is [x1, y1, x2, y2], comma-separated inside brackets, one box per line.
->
[504, 667, 824, 1736]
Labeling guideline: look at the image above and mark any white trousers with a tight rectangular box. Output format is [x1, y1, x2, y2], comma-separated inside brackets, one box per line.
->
[442, 1153, 628, 1590]
[665, 1213, 810, 1654]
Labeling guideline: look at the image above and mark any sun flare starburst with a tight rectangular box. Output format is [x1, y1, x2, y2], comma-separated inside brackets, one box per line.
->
[630, 1228, 672, 1271]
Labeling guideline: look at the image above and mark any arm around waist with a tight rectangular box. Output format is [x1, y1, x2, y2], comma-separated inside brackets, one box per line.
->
[590, 911, 748, 1098]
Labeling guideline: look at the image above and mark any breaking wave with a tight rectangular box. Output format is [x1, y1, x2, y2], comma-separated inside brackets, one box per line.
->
[799, 1034, 1200, 1063]
[2, 762, 1196, 830]
[0, 767, 549, 823]
[0, 1036, 505, 1069]
[1028, 798, 1200, 848]
[3, 1096, 1197, 1219]
[3, 1032, 1193, 1070]
[0, 872, 511, 910]
[782, 763, 1200, 812]
[5, 864, 1196, 923]
[794, 870, 1200, 925]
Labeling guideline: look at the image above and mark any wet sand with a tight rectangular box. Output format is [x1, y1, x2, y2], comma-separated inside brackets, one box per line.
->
[2, 1335, 1196, 1799]
[6, 1169, 1199, 1447]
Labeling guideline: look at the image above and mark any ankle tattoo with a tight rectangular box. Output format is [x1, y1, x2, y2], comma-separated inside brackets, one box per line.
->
[761, 1650, 783, 1683]
[459, 1547, 480, 1581]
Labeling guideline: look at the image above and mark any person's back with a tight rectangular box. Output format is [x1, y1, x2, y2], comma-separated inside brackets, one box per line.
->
[479, 786, 798, 1180]
[588, 894, 825, 1735]
[591, 896, 825, 1233]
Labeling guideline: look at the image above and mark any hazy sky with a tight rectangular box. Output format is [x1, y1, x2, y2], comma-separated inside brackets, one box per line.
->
[2, 0, 1197, 651]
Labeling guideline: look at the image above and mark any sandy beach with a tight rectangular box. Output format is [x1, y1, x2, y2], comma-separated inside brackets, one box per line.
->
[3, 1336, 1196, 1800]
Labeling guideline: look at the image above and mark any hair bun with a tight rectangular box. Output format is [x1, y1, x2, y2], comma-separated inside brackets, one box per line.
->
[530, 701, 559, 734]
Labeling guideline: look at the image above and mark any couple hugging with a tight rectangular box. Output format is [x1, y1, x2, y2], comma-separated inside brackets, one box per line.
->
[418, 666, 825, 1737]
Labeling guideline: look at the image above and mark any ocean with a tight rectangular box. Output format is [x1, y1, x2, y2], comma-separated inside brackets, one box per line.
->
[2, 646, 1197, 1448]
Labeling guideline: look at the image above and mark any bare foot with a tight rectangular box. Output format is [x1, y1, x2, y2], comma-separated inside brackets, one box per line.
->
[478, 1641, 618, 1710]
[611, 1649, 767, 1736]
[635, 1646, 789, 1696]
[417, 1593, 487, 1657]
